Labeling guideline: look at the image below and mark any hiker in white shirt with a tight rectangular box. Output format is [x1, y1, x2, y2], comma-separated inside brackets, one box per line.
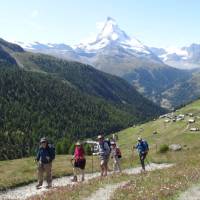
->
[110, 141, 122, 173]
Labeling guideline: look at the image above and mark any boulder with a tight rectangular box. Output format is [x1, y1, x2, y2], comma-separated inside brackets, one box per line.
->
[169, 144, 182, 151]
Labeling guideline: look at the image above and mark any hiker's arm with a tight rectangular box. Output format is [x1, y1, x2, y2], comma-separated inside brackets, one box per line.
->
[133, 144, 137, 150]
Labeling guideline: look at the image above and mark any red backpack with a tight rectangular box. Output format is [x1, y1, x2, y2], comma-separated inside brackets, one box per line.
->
[116, 147, 122, 158]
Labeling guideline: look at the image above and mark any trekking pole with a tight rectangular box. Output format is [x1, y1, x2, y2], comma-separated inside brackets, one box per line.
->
[131, 146, 135, 167]
[70, 158, 74, 168]
[91, 145, 94, 174]
[145, 156, 151, 166]
[92, 152, 94, 174]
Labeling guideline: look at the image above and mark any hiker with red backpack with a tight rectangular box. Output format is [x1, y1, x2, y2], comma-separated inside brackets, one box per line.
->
[110, 141, 122, 173]
[95, 135, 110, 177]
[71, 142, 86, 182]
[135, 137, 149, 172]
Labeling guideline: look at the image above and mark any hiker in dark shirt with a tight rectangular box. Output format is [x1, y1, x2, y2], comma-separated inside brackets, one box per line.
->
[35, 137, 55, 189]
[135, 137, 149, 171]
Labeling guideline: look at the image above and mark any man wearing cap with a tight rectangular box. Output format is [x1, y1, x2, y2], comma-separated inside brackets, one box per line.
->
[135, 137, 149, 171]
[35, 137, 55, 189]
[96, 135, 110, 177]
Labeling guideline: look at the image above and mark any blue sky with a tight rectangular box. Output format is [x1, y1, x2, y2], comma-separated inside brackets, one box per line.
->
[0, 0, 200, 48]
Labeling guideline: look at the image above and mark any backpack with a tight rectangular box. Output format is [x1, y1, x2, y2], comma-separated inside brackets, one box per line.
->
[142, 140, 149, 152]
[116, 147, 122, 158]
[48, 144, 55, 161]
[103, 140, 111, 154]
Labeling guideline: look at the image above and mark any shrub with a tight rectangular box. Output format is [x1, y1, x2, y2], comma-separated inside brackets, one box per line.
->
[83, 143, 92, 156]
[159, 144, 169, 153]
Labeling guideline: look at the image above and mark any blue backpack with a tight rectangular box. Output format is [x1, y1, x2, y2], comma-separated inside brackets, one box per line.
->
[48, 144, 55, 161]
[142, 140, 149, 152]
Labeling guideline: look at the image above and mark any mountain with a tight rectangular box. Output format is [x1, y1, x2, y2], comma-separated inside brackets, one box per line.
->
[0, 38, 24, 67]
[0, 38, 166, 159]
[12, 18, 199, 109]
[16, 41, 79, 61]
[151, 44, 200, 70]
[12, 51, 165, 119]
[76, 17, 159, 60]
[15, 17, 163, 76]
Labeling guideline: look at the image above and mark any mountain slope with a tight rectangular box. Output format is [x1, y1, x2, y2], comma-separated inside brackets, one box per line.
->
[122, 66, 192, 108]
[0, 67, 136, 160]
[0, 39, 166, 160]
[162, 72, 200, 108]
[12, 52, 165, 119]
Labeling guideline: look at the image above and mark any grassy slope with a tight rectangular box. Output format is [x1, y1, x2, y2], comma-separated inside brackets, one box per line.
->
[2, 100, 200, 199]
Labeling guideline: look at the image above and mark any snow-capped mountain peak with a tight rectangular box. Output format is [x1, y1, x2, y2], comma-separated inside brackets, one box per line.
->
[76, 17, 152, 56]
[96, 16, 130, 41]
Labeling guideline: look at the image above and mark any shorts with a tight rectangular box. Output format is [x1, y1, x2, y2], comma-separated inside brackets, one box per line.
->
[74, 159, 86, 170]
[100, 155, 109, 166]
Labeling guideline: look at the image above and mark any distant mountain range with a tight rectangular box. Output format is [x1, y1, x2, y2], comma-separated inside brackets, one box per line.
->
[15, 17, 200, 71]
[150, 44, 200, 70]
[13, 17, 200, 109]
[0, 38, 165, 159]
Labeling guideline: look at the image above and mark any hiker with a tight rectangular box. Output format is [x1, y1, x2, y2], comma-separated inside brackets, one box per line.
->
[35, 137, 55, 189]
[95, 135, 110, 177]
[135, 137, 149, 171]
[71, 142, 86, 182]
[110, 141, 122, 173]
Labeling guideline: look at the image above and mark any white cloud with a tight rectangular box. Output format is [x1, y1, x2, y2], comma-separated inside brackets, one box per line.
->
[31, 10, 39, 18]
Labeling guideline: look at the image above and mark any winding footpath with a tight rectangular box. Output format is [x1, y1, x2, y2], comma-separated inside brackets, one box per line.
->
[0, 163, 173, 200]
[178, 184, 200, 200]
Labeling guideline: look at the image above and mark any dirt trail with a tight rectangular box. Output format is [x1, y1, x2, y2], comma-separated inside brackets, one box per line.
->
[0, 163, 173, 200]
[177, 184, 200, 200]
[83, 163, 173, 200]
[83, 181, 128, 200]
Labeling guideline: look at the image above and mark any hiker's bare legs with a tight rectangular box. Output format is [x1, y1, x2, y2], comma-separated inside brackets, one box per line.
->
[113, 157, 121, 172]
[100, 159, 108, 176]
[116, 160, 122, 172]
[72, 167, 78, 182]
[104, 163, 108, 176]
[100, 160, 104, 176]
[73, 167, 78, 176]
[81, 169, 85, 181]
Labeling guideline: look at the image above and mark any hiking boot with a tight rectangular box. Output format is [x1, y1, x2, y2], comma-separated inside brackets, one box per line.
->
[36, 184, 42, 189]
[71, 175, 77, 182]
[46, 184, 52, 189]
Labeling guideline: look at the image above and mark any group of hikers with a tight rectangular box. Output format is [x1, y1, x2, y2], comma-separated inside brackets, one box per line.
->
[35, 134, 149, 189]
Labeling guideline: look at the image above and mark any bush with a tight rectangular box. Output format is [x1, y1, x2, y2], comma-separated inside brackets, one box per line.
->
[56, 142, 62, 155]
[55, 138, 70, 155]
[83, 143, 92, 156]
[159, 144, 169, 153]
[69, 143, 75, 155]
